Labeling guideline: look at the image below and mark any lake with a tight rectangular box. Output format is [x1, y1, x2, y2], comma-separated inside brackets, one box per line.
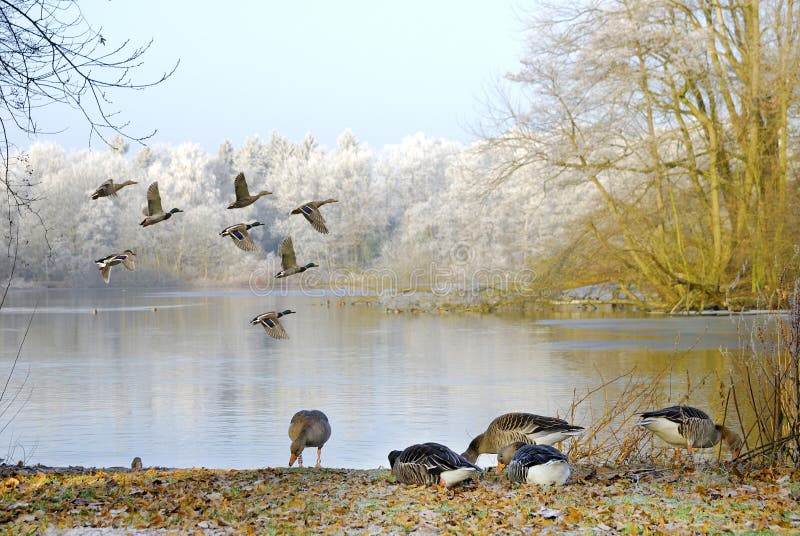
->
[0, 288, 745, 469]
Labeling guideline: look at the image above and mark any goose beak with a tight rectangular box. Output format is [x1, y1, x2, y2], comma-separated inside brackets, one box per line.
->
[495, 462, 505, 475]
[732, 449, 740, 459]
[289, 454, 297, 466]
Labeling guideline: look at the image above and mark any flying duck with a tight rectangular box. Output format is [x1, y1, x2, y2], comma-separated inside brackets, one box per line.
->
[250, 310, 295, 339]
[139, 182, 183, 226]
[290, 199, 338, 234]
[95, 250, 135, 284]
[227, 172, 271, 209]
[220, 222, 263, 251]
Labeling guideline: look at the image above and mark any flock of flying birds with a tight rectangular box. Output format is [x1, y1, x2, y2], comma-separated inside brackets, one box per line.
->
[90, 175, 742, 487]
[90, 172, 337, 339]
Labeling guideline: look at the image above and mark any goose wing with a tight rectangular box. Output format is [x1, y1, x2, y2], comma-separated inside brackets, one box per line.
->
[422, 443, 481, 471]
[278, 237, 298, 270]
[513, 445, 568, 467]
[146, 182, 164, 216]
[400, 443, 479, 473]
[298, 203, 329, 234]
[233, 173, 250, 202]
[639, 405, 709, 424]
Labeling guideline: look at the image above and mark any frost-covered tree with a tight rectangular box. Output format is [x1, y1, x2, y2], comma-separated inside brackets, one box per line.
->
[486, 0, 800, 309]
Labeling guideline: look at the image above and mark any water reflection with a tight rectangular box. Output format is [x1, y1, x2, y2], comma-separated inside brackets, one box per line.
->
[0, 288, 743, 469]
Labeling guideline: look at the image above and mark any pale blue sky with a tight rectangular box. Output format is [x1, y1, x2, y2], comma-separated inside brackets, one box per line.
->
[37, 1, 528, 152]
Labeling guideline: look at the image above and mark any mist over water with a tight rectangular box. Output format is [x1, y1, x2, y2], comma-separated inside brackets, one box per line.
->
[0, 288, 741, 469]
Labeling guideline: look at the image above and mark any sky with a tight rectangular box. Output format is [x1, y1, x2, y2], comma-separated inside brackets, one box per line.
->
[33, 1, 528, 153]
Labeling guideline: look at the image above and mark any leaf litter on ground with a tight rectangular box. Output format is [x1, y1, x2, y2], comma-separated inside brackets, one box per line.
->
[1, 463, 799, 534]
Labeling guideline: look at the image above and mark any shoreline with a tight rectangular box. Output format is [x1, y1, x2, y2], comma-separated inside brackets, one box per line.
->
[3, 463, 799, 533]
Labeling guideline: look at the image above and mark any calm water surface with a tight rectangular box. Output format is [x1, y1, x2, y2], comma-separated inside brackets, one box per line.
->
[0, 288, 743, 469]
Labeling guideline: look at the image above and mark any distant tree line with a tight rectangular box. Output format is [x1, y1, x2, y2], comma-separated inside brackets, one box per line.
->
[2, 131, 583, 291]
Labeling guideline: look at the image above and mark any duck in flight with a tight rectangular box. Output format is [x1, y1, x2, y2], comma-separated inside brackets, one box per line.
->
[251, 310, 296, 339]
[95, 250, 135, 284]
[290, 199, 338, 234]
[91, 178, 138, 200]
[228, 172, 272, 209]
[140, 182, 183, 227]
[275, 237, 318, 278]
[220, 222, 264, 251]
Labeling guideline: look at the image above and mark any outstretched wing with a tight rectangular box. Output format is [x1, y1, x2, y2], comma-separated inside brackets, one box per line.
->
[230, 226, 257, 251]
[300, 204, 329, 234]
[278, 236, 297, 270]
[146, 182, 163, 216]
[99, 265, 111, 284]
[260, 316, 289, 339]
[233, 173, 250, 202]
[119, 254, 135, 271]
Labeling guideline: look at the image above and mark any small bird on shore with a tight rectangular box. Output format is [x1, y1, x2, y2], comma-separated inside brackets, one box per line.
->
[462, 413, 584, 463]
[290, 199, 338, 234]
[227, 172, 271, 209]
[250, 310, 295, 339]
[388, 442, 482, 488]
[140, 182, 183, 226]
[637, 405, 742, 466]
[131, 457, 143, 471]
[275, 237, 318, 278]
[288, 410, 331, 468]
[219, 222, 263, 251]
[497, 442, 570, 485]
[95, 250, 136, 284]
[91, 178, 138, 200]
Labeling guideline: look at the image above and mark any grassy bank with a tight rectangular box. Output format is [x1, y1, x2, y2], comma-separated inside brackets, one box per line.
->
[2, 464, 800, 534]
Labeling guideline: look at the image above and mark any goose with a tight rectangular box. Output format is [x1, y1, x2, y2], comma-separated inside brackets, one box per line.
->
[91, 178, 138, 200]
[288, 410, 331, 468]
[250, 310, 295, 339]
[388, 442, 482, 488]
[637, 405, 742, 466]
[95, 250, 135, 284]
[219, 222, 263, 251]
[139, 182, 183, 226]
[275, 237, 318, 278]
[462, 413, 584, 463]
[227, 172, 271, 209]
[290, 199, 337, 234]
[497, 442, 570, 485]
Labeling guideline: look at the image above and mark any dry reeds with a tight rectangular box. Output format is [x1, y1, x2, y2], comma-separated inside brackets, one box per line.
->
[724, 281, 800, 467]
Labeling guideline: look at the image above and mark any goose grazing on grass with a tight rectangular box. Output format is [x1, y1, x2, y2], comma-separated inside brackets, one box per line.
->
[139, 182, 183, 227]
[462, 413, 584, 463]
[637, 405, 742, 466]
[95, 250, 135, 284]
[388, 442, 482, 488]
[497, 442, 571, 485]
[227, 172, 271, 209]
[288, 410, 331, 468]
[219, 222, 263, 251]
[290, 199, 337, 234]
[275, 236, 318, 278]
[91, 178, 138, 200]
[250, 310, 295, 339]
